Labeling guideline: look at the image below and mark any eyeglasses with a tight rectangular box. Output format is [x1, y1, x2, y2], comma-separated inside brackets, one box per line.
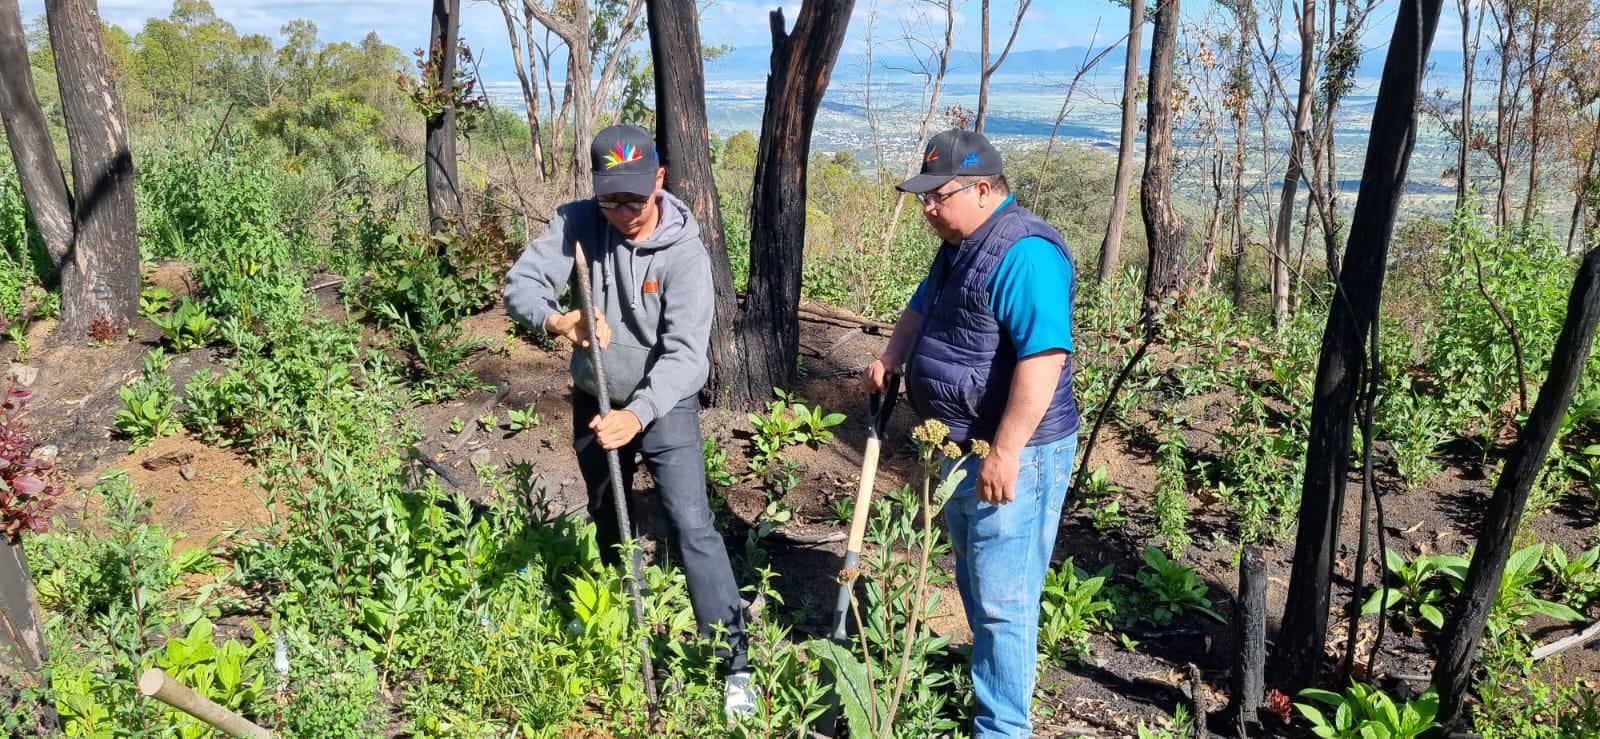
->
[917, 181, 978, 207]
[597, 196, 651, 211]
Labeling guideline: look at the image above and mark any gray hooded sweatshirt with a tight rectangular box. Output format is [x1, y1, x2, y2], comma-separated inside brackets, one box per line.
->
[504, 191, 712, 428]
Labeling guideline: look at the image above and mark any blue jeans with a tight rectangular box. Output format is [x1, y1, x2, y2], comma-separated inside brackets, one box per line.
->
[942, 432, 1077, 738]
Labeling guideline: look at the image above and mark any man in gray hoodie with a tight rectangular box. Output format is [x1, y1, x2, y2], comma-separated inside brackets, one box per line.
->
[504, 125, 756, 717]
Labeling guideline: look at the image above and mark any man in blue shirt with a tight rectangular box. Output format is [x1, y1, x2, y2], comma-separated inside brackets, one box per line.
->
[862, 129, 1078, 738]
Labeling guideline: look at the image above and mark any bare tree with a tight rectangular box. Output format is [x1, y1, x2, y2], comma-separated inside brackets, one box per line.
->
[882, 0, 956, 248]
[732, 1, 856, 409]
[1565, 35, 1600, 252]
[1303, 0, 1378, 283]
[496, 0, 547, 183]
[1520, 0, 1595, 225]
[1178, 18, 1229, 287]
[1099, 0, 1145, 284]
[1034, 27, 1122, 203]
[1267, 0, 1316, 329]
[974, 0, 1031, 133]
[1455, 0, 1482, 211]
[524, 0, 646, 198]
[1141, 0, 1190, 324]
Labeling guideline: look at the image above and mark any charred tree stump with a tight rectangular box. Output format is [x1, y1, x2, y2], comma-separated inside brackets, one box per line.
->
[425, 0, 465, 235]
[1139, 0, 1190, 325]
[1431, 247, 1600, 728]
[1271, 0, 1442, 693]
[732, 2, 855, 410]
[1232, 546, 1267, 737]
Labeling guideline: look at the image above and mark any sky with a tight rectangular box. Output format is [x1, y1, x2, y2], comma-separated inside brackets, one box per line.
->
[13, 0, 1469, 82]
[16, 0, 1085, 59]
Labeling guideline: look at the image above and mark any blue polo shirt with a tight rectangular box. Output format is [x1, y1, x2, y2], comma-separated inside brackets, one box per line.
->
[907, 196, 1074, 357]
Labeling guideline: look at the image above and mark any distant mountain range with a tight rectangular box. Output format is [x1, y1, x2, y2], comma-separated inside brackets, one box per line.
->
[706, 43, 1469, 87]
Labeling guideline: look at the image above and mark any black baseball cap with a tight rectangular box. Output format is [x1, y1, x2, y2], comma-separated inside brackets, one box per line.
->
[591, 124, 660, 197]
[896, 129, 1005, 194]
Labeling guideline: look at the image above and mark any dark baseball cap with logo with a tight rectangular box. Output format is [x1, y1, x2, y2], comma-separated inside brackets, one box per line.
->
[590, 124, 661, 197]
[896, 129, 1005, 194]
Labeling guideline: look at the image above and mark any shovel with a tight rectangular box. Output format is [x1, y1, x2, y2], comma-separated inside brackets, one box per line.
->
[571, 240, 658, 708]
[831, 372, 901, 640]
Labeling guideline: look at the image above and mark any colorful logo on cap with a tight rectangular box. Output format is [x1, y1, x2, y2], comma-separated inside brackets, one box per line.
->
[604, 141, 643, 170]
[961, 152, 980, 169]
[924, 145, 940, 163]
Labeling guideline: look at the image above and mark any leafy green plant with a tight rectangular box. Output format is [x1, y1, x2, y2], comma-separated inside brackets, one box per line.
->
[153, 296, 220, 351]
[113, 367, 180, 451]
[696, 435, 735, 490]
[505, 403, 540, 432]
[760, 499, 793, 526]
[1135, 547, 1224, 625]
[447, 416, 465, 435]
[156, 618, 266, 717]
[1075, 465, 1128, 531]
[1488, 543, 1584, 637]
[139, 285, 174, 318]
[1362, 548, 1470, 630]
[4, 323, 27, 361]
[1135, 705, 1194, 739]
[1153, 427, 1191, 554]
[1039, 558, 1116, 661]
[1296, 683, 1439, 739]
[376, 301, 483, 403]
[746, 388, 845, 472]
[268, 627, 386, 737]
[476, 412, 499, 432]
[1544, 543, 1600, 611]
[1379, 380, 1448, 488]
[831, 495, 855, 525]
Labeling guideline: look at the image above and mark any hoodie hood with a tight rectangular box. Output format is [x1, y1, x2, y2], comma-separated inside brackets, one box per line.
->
[627, 191, 700, 252]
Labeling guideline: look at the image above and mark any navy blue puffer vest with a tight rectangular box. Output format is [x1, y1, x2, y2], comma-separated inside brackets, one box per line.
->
[904, 200, 1078, 445]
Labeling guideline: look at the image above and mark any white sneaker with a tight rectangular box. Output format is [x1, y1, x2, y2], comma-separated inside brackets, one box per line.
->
[724, 671, 759, 719]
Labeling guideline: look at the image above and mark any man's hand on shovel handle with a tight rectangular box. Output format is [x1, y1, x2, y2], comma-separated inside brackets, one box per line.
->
[861, 357, 894, 394]
[590, 410, 643, 450]
[545, 309, 611, 349]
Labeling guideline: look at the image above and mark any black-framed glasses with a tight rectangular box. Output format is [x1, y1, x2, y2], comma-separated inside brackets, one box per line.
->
[597, 196, 651, 211]
[916, 181, 978, 207]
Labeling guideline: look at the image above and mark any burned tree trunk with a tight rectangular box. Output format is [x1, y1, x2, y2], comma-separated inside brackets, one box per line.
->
[1432, 248, 1600, 726]
[425, 0, 465, 234]
[1140, 0, 1189, 325]
[1271, 0, 1443, 694]
[0, 0, 71, 275]
[647, 0, 740, 408]
[732, 2, 855, 410]
[47, 0, 139, 337]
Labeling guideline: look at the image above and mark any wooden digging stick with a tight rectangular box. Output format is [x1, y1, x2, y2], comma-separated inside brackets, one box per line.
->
[571, 240, 658, 707]
[138, 668, 271, 739]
